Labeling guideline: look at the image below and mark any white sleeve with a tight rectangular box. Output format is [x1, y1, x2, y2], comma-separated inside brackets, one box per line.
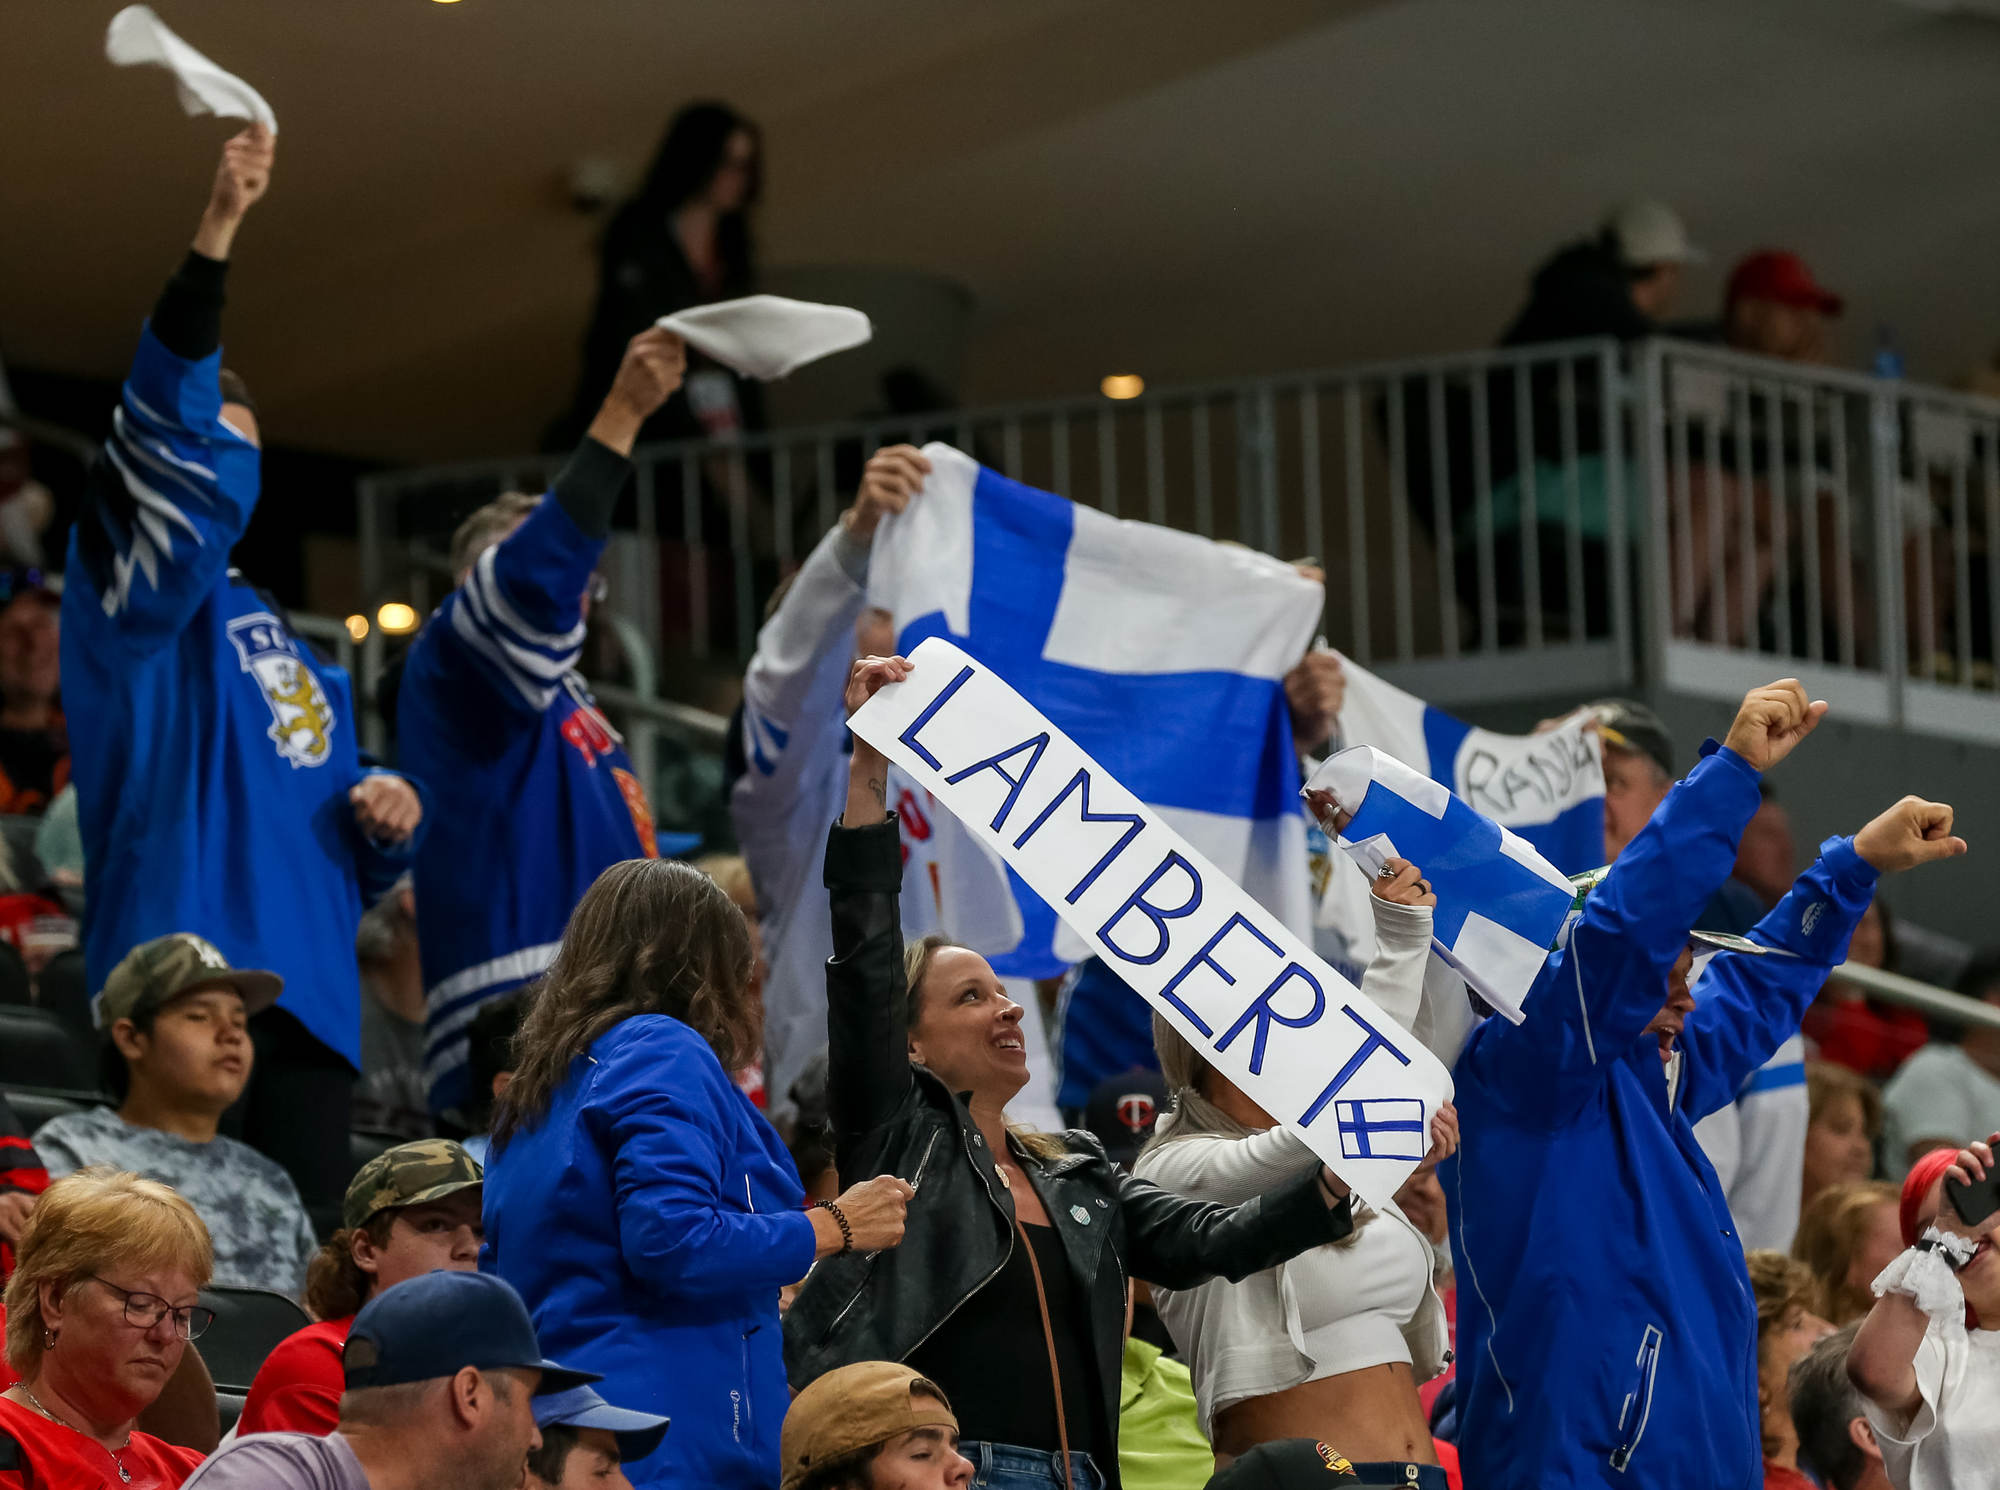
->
[1725, 1037, 1809, 1252]
[1133, 1127, 1321, 1207]
[1362, 891, 1477, 1067]
[731, 523, 868, 909]
[1859, 1329, 1952, 1485]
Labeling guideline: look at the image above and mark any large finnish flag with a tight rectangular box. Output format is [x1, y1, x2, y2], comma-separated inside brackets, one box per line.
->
[868, 444, 1321, 977]
[1334, 654, 1605, 875]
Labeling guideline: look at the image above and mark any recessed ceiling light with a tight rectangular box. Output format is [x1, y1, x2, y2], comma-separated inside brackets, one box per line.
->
[1101, 374, 1145, 400]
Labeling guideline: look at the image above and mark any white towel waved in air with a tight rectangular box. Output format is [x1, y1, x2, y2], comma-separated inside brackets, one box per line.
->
[106, 6, 278, 134]
[655, 296, 871, 381]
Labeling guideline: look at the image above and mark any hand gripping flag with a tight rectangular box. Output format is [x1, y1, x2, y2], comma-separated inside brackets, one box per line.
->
[867, 444, 1320, 977]
[851, 638, 1452, 1205]
[1305, 745, 1577, 1023]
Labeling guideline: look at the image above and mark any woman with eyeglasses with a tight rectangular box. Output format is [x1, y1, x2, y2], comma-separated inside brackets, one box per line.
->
[0, 1166, 215, 1489]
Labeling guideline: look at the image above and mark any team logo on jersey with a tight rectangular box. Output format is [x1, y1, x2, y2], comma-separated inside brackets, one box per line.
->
[612, 766, 660, 859]
[226, 612, 335, 769]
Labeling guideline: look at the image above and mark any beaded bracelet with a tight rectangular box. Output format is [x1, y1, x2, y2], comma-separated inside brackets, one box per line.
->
[813, 1198, 853, 1253]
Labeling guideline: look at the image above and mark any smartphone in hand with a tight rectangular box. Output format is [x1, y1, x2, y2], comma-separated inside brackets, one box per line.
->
[1946, 1169, 2000, 1229]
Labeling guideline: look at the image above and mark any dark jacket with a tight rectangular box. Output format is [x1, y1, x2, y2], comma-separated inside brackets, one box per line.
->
[783, 818, 1353, 1486]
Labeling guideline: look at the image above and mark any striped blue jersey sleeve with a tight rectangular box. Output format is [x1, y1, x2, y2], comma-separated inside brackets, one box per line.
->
[436, 495, 600, 715]
[74, 325, 260, 646]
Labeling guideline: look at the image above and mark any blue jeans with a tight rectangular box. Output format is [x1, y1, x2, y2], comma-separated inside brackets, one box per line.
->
[959, 1441, 1106, 1490]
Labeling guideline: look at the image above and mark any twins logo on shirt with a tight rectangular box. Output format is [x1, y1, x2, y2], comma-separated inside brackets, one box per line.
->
[226, 613, 335, 770]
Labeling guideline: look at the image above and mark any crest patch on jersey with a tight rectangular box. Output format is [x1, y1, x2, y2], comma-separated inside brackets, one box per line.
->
[227, 612, 335, 769]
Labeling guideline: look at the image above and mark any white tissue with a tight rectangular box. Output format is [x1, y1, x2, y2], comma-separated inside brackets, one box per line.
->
[107, 6, 278, 134]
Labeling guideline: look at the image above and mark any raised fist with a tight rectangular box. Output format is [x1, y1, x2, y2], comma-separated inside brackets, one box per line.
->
[208, 123, 274, 224]
[1721, 679, 1827, 773]
[1853, 796, 1967, 875]
[605, 328, 687, 423]
[845, 446, 930, 544]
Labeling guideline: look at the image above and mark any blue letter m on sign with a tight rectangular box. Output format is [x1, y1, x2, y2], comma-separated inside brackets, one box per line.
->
[1335, 1098, 1427, 1162]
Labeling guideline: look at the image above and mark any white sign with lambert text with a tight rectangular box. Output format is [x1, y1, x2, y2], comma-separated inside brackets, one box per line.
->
[850, 637, 1453, 1205]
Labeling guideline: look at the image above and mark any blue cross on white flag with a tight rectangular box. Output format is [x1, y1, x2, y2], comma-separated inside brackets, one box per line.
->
[867, 444, 1322, 977]
[1335, 1097, 1429, 1161]
[1306, 745, 1578, 1022]
[1333, 654, 1605, 875]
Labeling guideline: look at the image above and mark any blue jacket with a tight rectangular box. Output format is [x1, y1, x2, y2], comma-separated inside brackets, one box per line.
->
[397, 441, 666, 1115]
[1442, 744, 1876, 1489]
[64, 264, 421, 1067]
[482, 1016, 814, 1490]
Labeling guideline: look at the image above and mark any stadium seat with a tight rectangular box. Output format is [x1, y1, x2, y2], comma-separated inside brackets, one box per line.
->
[0, 941, 28, 1006]
[197, 1286, 311, 1393]
[2, 1084, 97, 1135]
[349, 1127, 401, 1177]
[215, 1391, 247, 1437]
[32, 947, 92, 1046]
[0, 1004, 92, 1089]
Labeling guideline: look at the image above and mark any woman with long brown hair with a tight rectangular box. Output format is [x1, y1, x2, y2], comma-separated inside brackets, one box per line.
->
[482, 858, 912, 1490]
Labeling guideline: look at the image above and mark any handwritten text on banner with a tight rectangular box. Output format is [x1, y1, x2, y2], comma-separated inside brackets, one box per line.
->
[850, 636, 1453, 1205]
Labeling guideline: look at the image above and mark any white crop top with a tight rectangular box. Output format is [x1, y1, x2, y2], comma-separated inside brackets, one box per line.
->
[1288, 1204, 1433, 1377]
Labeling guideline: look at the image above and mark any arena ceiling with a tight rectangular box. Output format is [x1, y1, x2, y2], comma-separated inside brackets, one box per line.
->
[5, 0, 1999, 464]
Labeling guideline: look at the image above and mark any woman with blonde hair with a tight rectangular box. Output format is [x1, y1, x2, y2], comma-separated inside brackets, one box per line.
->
[1792, 1180, 1904, 1325]
[1134, 853, 1461, 1487]
[1801, 1061, 1882, 1211]
[785, 657, 1362, 1490]
[0, 1166, 213, 1488]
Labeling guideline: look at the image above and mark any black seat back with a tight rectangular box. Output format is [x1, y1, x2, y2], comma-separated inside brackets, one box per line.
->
[197, 1286, 312, 1393]
[3, 1084, 98, 1135]
[0, 1005, 91, 1089]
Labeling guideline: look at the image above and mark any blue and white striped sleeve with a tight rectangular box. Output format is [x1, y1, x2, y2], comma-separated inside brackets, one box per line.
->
[74, 328, 261, 646]
[437, 437, 629, 714]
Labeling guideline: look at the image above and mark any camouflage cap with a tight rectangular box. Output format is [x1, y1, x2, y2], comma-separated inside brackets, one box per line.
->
[342, 1138, 484, 1233]
[95, 933, 284, 1031]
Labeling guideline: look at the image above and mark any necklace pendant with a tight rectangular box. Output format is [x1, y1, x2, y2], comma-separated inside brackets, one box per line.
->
[118, 1465, 132, 1484]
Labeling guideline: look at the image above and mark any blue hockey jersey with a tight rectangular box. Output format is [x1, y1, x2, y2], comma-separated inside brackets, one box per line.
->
[62, 314, 422, 1068]
[1442, 744, 1876, 1489]
[397, 459, 661, 1115]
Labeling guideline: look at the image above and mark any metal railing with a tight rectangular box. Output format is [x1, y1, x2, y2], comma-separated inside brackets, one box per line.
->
[1638, 340, 2000, 740]
[356, 337, 2000, 740]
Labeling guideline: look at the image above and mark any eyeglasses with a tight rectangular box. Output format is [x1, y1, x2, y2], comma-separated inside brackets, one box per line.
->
[85, 1276, 215, 1341]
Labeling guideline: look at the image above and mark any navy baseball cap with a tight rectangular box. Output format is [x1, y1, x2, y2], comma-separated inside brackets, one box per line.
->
[534, 1384, 671, 1463]
[343, 1271, 600, 1394]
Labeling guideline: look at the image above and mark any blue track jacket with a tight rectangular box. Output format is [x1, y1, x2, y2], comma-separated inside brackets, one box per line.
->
[1442, 743, 1877, 1488]
[63, 262, 422, 1066]
[482, 1016, 815, 1490]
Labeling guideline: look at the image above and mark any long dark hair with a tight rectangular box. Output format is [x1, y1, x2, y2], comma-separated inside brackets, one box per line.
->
[619, 101, 760, 291]
[490, 859, 756, 1147]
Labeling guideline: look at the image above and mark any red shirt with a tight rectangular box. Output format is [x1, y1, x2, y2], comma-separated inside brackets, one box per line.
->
[1764, 1461, 1816, 1490]
[1802, 994, 1929, 1079]
[235, 1317, 352, 1438]
[0, 1395, 202, 1490]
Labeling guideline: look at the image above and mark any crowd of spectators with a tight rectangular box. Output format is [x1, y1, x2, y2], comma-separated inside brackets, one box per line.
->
[0, 117, 1996, 1490]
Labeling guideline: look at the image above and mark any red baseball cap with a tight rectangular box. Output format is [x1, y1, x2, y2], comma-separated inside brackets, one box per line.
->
[1727, 250, 1843, 315]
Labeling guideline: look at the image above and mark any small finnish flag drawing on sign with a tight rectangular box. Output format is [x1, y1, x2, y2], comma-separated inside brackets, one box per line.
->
[1335, 1098, 1428, 1162]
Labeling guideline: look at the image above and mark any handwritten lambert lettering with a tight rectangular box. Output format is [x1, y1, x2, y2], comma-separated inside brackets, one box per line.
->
[856, 636, 1453, 1204]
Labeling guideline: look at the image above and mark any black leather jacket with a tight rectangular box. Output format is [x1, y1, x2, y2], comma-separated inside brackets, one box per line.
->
[783, 819, 1353, 1484]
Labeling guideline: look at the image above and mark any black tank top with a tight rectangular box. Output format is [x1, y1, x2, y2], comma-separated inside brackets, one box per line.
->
[907, 1219, 1109, 1465]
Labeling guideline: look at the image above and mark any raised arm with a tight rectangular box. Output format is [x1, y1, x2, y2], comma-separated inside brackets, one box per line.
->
[737, 446, 929, 802]
[427, 331, 682, 718]
[1850, 1133, 1999, 1431]
[73, 126, 273, 646]
[1461, 681, 1824, 1119]
[824, 656, 924, 1158]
